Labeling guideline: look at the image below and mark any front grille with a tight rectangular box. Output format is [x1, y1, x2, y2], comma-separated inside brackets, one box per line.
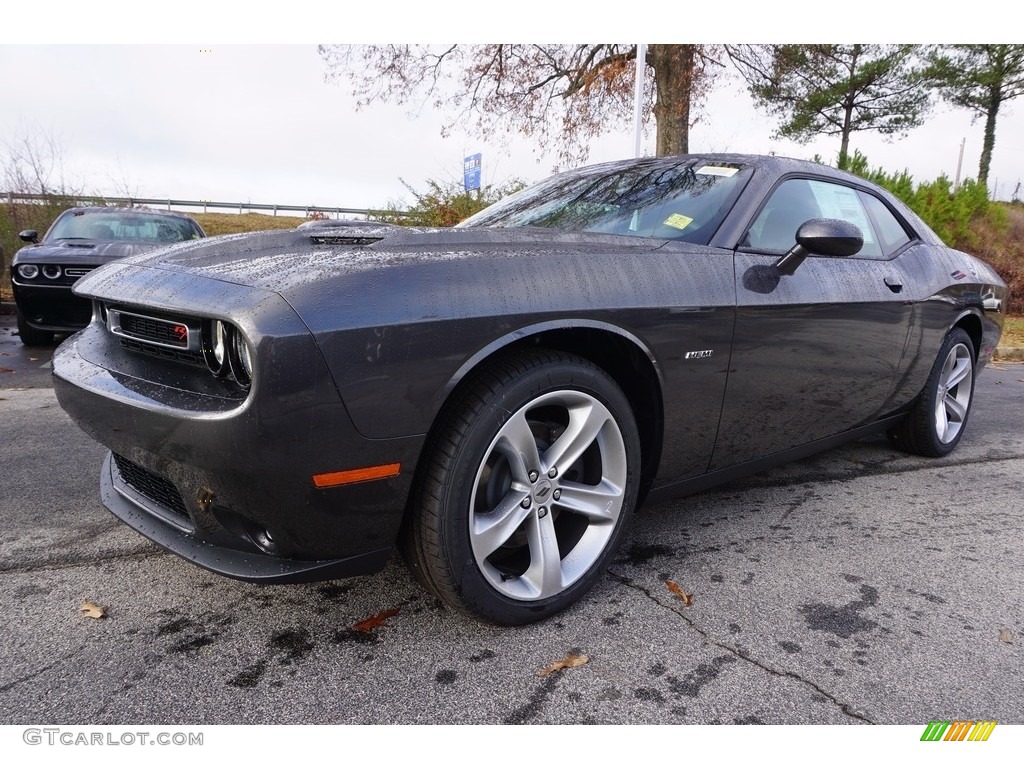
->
[112, 453, 190, 523]
[119, 337, 205, 366]
[119, 312, 190, 348]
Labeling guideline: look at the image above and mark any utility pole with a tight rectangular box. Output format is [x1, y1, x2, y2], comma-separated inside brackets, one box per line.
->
[954, 137, 965, 191]
[633, 44, 647, 158]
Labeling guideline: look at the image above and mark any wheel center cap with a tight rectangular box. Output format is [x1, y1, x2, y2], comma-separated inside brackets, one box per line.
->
[534, 481, 553, 501]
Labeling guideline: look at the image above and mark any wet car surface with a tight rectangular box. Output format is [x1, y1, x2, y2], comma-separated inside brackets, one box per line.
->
[50, 154, 1007, 625]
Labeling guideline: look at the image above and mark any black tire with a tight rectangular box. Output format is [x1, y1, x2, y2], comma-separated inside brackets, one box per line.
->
[15, 308, 54, 347]
[403, 349, 641, 625]
[887, 328, 975, 457]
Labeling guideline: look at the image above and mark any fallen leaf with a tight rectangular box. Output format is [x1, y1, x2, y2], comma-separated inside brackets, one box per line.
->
[0, 367, 14, 374]
[352, 608, 400, 632]
[999, 629, 1013, 644]
[79, 600, 107, 619]
[537, 653, 589, 677]
[666, 580, 694, 607]
[28, 357, 38, 361]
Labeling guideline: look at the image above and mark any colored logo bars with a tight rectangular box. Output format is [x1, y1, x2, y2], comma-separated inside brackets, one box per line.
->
[920, 721, 997, 741]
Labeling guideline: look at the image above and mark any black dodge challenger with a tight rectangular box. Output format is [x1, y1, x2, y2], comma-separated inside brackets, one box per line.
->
[52, 154, 1007, 624]
[11, 206, 206, 345]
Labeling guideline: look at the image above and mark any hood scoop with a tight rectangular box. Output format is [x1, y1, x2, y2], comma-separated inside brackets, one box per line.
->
[308, 233, 389, 245]
[300, 220, 401, 246]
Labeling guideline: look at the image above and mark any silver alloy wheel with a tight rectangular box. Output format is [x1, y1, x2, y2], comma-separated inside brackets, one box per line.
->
[468, 389, 628, 601]
[935, 342, 973, 444]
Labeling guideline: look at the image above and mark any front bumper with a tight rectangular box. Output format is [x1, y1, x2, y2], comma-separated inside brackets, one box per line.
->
[53, 315, 425, 583]
[11, 280, 92, 331]
[98, 453, 390, 582]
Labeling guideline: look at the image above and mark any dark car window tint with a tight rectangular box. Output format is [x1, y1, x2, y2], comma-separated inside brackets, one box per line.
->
[458, 161, 753, 245]
[48, 212, 202, 243]
[746, 178, 883, 259]
[859, 191, 913, 255]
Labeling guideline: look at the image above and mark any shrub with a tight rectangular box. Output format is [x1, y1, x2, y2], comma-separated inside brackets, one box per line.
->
[373, 177, 526, 228]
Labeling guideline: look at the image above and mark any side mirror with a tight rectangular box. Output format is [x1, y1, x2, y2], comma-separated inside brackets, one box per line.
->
[19, 230, 39, 244]
[775, 218, 863, 275]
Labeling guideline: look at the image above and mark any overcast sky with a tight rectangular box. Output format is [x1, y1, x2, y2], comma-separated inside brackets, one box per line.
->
[3, 5, 1022, 210]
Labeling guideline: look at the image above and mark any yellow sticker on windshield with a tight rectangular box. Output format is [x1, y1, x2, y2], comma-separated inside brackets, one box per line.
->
[663, 213, 694, 230]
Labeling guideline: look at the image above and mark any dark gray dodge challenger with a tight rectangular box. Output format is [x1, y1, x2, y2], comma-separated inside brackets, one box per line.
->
[53, 154, 1008, 624]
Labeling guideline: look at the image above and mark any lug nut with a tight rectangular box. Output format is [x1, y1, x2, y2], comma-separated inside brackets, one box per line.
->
[552, 489, 561, 500]
[528, 470, 539, 482]
[520, 497, 532, 509]
[548, 467, 558, 478]
[537, 506, 548, 518]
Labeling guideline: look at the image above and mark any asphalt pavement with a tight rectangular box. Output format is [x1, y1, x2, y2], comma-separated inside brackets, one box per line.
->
[1, 317, 1021, 725]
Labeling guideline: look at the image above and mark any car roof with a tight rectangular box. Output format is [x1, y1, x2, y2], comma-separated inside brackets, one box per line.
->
[60, 206, 199, 221]
[570, 153, 865, 184]
[561, 152, 942, 249]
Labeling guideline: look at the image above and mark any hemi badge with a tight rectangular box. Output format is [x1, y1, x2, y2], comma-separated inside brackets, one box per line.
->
[684, 350, 714, 360]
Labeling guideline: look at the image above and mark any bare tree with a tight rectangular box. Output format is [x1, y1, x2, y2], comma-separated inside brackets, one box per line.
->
[1, 127, 84, 287]
[319, 44, 719, 166]
[1, 128, 82, 198]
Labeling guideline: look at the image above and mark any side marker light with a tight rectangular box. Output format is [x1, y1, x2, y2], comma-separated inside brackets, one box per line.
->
[312, 463, 401, 488]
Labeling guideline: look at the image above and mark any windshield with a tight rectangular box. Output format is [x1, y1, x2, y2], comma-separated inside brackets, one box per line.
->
[459, 159, 752, 245]
[47, 211, 204, 243]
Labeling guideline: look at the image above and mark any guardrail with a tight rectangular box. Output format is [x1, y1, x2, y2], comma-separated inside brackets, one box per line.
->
[2, 192, 401, 219]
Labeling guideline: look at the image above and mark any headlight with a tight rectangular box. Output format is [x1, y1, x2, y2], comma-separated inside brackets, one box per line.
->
[17, 264, 40, 279]
[229, 330, 254, 387]
[202, 319, 252, 388]
[42, 265, 62, 279]
[203, 319, 230, 376]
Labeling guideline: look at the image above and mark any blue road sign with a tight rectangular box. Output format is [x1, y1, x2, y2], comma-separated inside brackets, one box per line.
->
[464, 153, 482, 191]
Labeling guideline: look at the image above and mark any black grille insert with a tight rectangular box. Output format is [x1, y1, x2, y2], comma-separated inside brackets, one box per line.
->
[119, 313, 190, 348]
[118, 337, 205, 366]
[112, 453, 191, 523]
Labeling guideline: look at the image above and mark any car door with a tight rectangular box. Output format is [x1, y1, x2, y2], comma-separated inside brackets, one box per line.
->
[709, 176, 915, 470]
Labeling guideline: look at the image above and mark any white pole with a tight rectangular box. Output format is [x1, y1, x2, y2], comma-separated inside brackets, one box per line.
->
[633, 44, 647, 158]
[954, 137, 965, 191]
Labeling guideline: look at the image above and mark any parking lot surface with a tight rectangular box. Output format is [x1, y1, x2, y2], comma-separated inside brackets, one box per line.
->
[1, 318, 1021, 725]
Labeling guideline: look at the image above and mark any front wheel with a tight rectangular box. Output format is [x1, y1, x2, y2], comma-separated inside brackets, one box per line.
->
[404, 350, 641, 625]
[888, 328, 975, 457]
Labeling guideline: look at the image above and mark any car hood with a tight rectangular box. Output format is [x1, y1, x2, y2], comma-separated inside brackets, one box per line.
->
[13, 240, 165, 265]
[73, 225, 673, 297]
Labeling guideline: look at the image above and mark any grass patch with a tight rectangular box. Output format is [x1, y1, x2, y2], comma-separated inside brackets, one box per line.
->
[1002, 316, 1024, 348]
[192, 212, 307, 237]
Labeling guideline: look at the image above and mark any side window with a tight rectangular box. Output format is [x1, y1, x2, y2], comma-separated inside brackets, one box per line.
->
[745, 178, 884, 259]
[746, 179, 822, 251]
[859, 192, 913, 255]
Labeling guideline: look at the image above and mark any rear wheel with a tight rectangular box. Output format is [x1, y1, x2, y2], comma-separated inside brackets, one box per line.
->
[888, 328, 975, 457]
[15, 308, 54, 347]
[404, 349, 641, 625]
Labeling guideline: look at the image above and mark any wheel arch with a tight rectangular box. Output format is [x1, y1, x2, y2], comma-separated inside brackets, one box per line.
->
[430, 320, 666, 500]
[952, 309, 983, 361]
